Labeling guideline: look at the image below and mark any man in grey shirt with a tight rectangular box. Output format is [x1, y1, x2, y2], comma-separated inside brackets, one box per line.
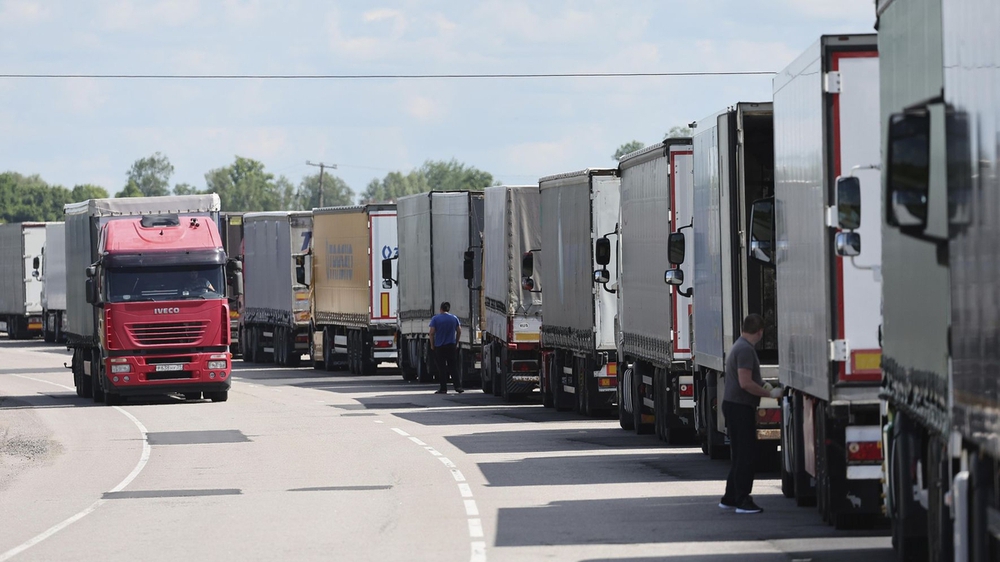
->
[719, 313, 782, 514]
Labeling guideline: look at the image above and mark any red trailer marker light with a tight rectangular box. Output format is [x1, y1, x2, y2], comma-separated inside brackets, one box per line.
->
[756, 408, 782, 425]
[374, 340, 393, 348]
[678, 383, 694, 397]
[846, 441, 883, 463]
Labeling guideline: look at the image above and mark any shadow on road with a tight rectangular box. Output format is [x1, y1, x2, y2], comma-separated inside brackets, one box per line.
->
[494, 494, 890, 555]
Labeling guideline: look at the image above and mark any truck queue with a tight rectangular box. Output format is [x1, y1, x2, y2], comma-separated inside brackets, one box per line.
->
[1, 5, 997, 560]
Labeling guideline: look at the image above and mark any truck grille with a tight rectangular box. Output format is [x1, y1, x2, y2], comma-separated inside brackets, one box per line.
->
[127, 321, 207, 346]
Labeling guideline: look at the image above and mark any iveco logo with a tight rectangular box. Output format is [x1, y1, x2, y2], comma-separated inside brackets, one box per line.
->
[154, 308, 181, 314]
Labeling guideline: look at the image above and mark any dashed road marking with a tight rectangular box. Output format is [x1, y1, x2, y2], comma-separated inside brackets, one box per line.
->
[389, 426, 485, 561]
[464, 499, 479, 516]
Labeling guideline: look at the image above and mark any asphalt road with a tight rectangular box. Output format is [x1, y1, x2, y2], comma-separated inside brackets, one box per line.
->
[0, 339, 892, 562]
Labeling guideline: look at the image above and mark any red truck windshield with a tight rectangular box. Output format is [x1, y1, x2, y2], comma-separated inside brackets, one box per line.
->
[107, 265, 225, 303]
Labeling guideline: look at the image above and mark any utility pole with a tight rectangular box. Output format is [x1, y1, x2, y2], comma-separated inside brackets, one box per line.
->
[305, 161, 337, 208]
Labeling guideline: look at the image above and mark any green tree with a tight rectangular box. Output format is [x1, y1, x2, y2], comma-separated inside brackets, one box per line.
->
[298, 172, 354, 209]
[613, 141, 645, 161]
[665, 126, 693, 139]
[71, 184, 109, 202]
[360, 160, 493, 204]
[205, 156, 295, 212]
[0, 172, 72, 222]
[115, 180, 144, 198]
[173, 183, 202, 195]
[125, 152, 174, 197]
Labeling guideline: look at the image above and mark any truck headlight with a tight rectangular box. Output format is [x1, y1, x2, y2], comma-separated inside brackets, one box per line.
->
[111, 364, 132, 374]
[208, 361, 227, 370]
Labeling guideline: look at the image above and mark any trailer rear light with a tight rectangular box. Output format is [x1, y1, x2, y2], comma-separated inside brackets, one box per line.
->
[230, 310, 240, 319]
[374, 340, 393, 348]
[512, 361, 537, 372]
[678, 383, 694, 397]
[598, 377, 615, 388]
[757, 408, 781, 426]
[606, 362, 618, 376]
[847, 441, 883, 463]
[295, 334, 309, 343]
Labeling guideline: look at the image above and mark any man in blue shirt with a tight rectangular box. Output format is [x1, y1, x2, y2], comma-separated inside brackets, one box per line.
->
[428, 302, 463, 394]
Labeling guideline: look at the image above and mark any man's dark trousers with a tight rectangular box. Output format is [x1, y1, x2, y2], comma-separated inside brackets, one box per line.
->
[434, 343, 462, 391]
[721, 400, 758, 505]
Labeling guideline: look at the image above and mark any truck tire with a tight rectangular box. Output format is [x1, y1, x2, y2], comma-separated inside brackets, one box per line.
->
[416, 341, 433, 383]
[287, 330, 302, 367]
[890, 411, 929, 562]
[618, 366, 634, 430]
[780, 402, 796, 497]
[633, 364, 653, 434]
[480, 342, 491, 392]
[653, 367, 664, 440]
[791, 393, 816, 506]
[43, 313, 55, 343]
[92, 370, 105, 404]
[491, 346, 502, 397]
[704, 388, 728, 460]
[360, 333, 376, 376]
[552, 353, 572, 412]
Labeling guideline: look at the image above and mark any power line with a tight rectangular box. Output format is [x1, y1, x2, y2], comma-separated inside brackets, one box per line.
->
[0, 71, 775, 80]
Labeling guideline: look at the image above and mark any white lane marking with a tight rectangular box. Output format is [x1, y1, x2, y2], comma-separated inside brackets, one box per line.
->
[464, 499, 479, 516]
[389, 427, 485, 561]
[374, 420, 384, 424]
[468, 519, 484, 538]
[1, 375, 151, 562]
[470, 542, 487, 562]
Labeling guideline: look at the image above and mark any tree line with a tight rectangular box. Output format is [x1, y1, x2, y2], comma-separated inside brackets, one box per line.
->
[0, 153, 496, 223]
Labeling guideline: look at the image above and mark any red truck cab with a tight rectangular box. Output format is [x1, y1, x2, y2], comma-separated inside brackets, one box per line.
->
[88, 214, 235, 403]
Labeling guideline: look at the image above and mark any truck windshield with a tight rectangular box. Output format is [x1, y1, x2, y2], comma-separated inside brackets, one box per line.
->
[107, 265, 225, 303]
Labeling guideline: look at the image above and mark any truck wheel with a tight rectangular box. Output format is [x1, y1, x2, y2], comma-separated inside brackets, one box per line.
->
[618, 366, 634, 430]
[633, 365, 653, 434]
[208, 391, 228, 403]
[706, 393, 728, 460]
[492, 345, 502, 397]
[552, 353, 571, 412]
[653, 367, 664, 440]
[480, 343, 491, 392]
[541, 353, 554, 408]
[360, 334, 376, 376]
[416, 341, 432, 383]
[92, 371, 105, 403]
[43, 314, 55, 343]
[780, 404, 796, 497]
[288, 331, 302, 367]
[54, 316, 63, 344]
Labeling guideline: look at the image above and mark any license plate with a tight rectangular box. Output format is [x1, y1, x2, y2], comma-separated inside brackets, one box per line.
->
[155, 364, 184, 372]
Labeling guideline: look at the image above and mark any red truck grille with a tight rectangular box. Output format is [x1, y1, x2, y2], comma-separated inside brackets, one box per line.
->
[127, 321, 207, 346]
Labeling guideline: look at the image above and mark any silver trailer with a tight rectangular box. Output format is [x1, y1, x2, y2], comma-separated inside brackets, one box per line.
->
[240, 211, 314, 367]
[481, 185, 542, 401]
[39, 222, 67, 343]
[389, 191, 484, 385]
[668, 102, 782, 461]
[311, 204, 399, 375]
[615, 140, 696, 443]
[539, 169, 620, 415]
[876, 0, 1000, 558]
[759, 34, 884, 527]
[0, 222, 46, 339]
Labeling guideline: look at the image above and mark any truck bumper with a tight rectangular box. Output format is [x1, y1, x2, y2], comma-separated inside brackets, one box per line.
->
[104, 351, 232, 395]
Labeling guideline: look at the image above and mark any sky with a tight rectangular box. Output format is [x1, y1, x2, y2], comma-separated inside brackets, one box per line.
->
[0, 0, 877, 201]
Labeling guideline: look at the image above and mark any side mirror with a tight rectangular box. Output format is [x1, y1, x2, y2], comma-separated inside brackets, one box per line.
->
[885, 109, 930, 228]
[595, 237, 611, 266]
[381, 258, 395, 287]
[835, 232, 861, 257]
[233, 271, 244, 297]
[85, 278, 97, 304]
[664, 268, 684, 286]
[86, 266, 96, 278]
[667, 232, 686, 265]
[748, 197, 775, 266]
[836, 176, 862, 230]
[594, 269, 610, 285]
[32, 256, 40, 270]
[463, 250, 475, 281]
[521, 252, 534, 278]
